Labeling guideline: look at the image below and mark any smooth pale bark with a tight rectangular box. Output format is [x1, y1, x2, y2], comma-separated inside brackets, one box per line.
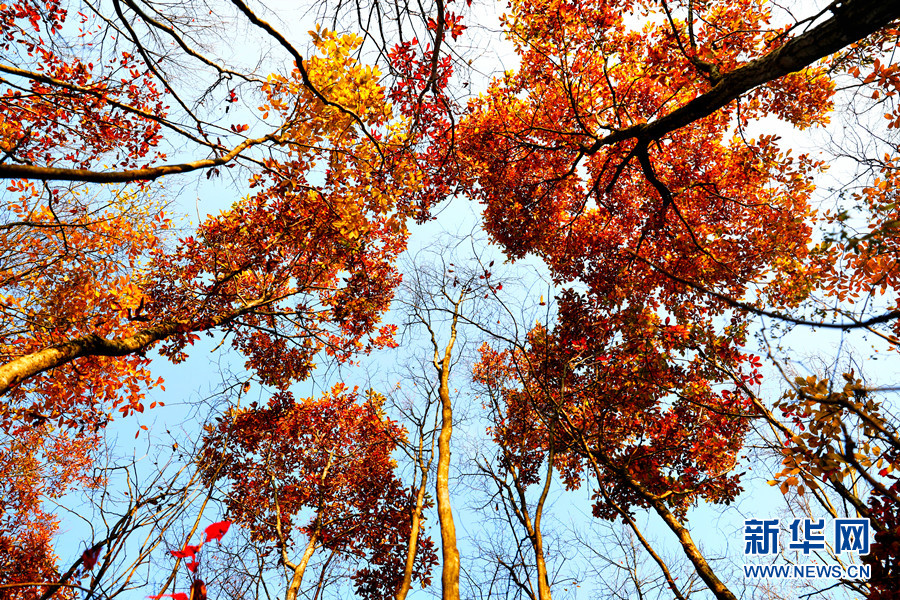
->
[585, 449, 738, 600]
[436, 380, 460, 600]
[285, 533, 319, 600]
[499, 443, 554, 600]
[531, 450, 554, 600]
[396, 462, 429, 600]
[272, 456, 331, 600]
[432, 294, 463, 600]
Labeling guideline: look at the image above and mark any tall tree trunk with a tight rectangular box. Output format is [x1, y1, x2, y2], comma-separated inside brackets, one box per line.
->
[594, 484, 688, 600]
[396, 462, 429, 600]
[500, 442, 554, 600]
[432, 294, 464, 600]
[583, 447, 737, 600]
[285, 533, 318, 600]
[531, 448, 554, 600]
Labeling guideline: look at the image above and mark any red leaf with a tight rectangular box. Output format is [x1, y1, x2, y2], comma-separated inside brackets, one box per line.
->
[170, 543, 201, 559]
[82, 544, 102, 570]
[203, 520, 231, 543]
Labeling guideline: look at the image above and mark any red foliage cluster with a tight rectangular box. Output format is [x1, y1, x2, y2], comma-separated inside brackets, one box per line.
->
[1, 1, 166, 171]
[863, 477, 900, 598]
[461, 0, 838, 519]
[200, 385, 437, 597]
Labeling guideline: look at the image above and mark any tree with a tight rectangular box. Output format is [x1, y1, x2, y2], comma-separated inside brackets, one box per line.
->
[1, 10, 452, 589]
[742, 368, 900, 598]
[6, 0, 900, 599]
[0, 0, 168, 182]
[392, 239, 509, 600]
[0, 0, 454, 185]
[474, 323, 749, 600]
[0, 0, 459, 413]
[459, 0, 900, 598]
[458, 0, 900, 343]
[472, 385, 558, 600]
[0, 427, 96, 600]
[1, 26, 437, 400]
[473, 340, 560, 600]
[398, 253, 470, 600]
[198, 384, 437, 600]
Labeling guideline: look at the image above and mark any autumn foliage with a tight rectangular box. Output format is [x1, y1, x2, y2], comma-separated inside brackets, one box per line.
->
[0, 427, 95, 600]
[0, 1, 167, 172]
[461, 0, 829, 527]
[1, 4, 448, 595]
[475, 322, 751, 518]
[461, 1, 900, 598]
[3, 0, 900, 598]
[200, 385, 437, 599]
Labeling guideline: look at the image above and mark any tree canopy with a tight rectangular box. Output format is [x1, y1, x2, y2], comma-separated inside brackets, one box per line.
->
[2, 0, 900, 599]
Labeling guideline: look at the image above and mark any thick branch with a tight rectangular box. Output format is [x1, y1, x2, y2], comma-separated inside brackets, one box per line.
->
[0, 135, 278, 182]
[584, 0, 900, 153]
[0, 301, 264, 396]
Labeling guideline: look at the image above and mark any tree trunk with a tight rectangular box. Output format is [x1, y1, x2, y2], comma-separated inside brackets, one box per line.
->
[531, 451, 554, 600]
[503, 444, 554, 600]
[433, 295, 463, 600]
[396, 465, 429, 600]
[285, 533, 318, 600]
[645, 496, 737, 600]
[598, 454, 737, 600]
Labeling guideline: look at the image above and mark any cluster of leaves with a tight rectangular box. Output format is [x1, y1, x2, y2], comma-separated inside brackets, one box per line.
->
[770, 374, 899, 495]
[764, 371, 900, 597]
[0, 1, 167, 171]
[475, 322, 752, 521]
[460, 0, 836, 529]
[199, 385, 437, 598]
[864, 478, 900, 598]
[0, 425, 97, 599]
[1, 185, 169, 427]
[813, 152, 900, 325]
[385, 32, 461, 221]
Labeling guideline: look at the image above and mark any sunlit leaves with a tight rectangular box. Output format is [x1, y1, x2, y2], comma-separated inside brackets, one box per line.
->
[199, 385, 436, 597]
[459, 0, 841, 526]
[0, 1, 167, 171]
[770, 373, 898, 496]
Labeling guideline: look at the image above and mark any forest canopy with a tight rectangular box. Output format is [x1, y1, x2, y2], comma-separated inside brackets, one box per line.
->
[2, 0, 900, 599]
